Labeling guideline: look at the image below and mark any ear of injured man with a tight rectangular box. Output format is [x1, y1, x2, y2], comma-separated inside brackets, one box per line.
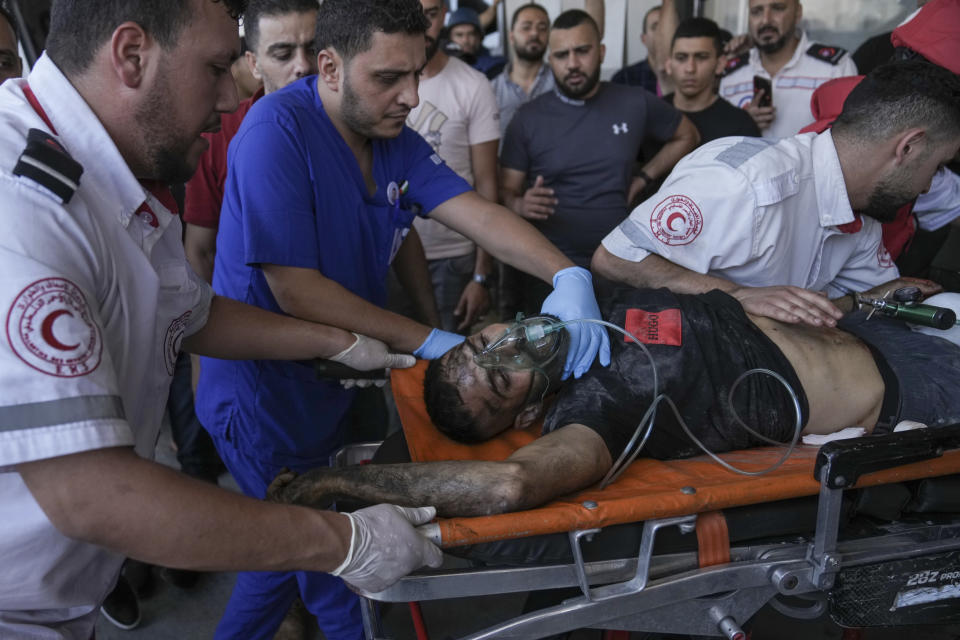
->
[269, 287, 960, 518]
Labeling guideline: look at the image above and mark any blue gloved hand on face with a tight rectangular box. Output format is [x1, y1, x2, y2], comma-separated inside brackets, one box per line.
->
[540, 266, 611, 379]
[413, 328, 466, 360]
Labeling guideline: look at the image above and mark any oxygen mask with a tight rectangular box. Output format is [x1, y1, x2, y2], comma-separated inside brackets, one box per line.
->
[473, 314, 566, 373]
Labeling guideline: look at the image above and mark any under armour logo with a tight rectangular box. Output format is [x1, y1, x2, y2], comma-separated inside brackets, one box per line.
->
[612, 122, 628, 135]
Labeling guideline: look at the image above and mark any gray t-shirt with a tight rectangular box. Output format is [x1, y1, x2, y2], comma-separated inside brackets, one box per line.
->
[500, 83, 682, 266]
[490, 62, 555, 140]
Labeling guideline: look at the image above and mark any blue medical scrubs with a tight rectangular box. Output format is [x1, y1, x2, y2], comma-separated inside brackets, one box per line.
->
[196, 76, 470, 640]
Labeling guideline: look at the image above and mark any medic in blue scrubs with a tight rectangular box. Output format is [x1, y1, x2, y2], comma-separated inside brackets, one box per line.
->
[196, 1, 612, 638]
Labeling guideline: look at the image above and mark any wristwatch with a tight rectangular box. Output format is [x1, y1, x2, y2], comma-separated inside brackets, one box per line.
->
[472, 273, 489, 286]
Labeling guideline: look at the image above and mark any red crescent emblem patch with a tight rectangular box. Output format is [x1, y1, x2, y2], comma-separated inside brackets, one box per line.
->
[163, 310, 192, 375]
[650, 195, 703, 246]
[6, 278, 102, 377]
[877, 243, 894, 268]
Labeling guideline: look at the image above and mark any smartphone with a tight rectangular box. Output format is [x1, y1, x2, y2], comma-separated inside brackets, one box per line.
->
[753, 75, 773, 107]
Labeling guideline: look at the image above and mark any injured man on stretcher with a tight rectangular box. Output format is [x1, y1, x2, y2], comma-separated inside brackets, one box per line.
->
[269, 286, 960, 520]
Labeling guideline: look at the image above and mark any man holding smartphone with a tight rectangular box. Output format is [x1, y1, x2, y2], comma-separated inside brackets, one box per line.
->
[719, 0, 855, 138]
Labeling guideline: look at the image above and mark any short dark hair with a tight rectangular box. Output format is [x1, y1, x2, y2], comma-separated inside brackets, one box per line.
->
[424, 357, 487, 444]
[832, 61, 960, 146]
[552, 9, 598, 36]
[510, 2, 549, 30]
[244, 0, 317, 53]
[314, 0, 428, 63]
[671, 17, 722, 55]
[642, 5, 661, 34]
[0, 4, 17, 43]
[424, 321, 568, 444]
[46, 0, 246, 76]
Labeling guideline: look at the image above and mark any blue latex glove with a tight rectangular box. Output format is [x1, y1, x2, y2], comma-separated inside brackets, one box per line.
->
[540, 266, 611, 379]
[413, 328, 466, 360]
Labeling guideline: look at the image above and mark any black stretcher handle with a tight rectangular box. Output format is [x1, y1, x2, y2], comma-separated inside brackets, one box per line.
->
[814, 423, 960, 489]
[312, 359, 387, 380]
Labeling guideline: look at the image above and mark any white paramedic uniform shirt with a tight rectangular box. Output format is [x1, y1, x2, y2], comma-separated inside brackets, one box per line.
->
[601, 131, 898, 297]
[914, 168, 960, 232]
[719, 31, 857, 140]
[0, 54, 212, 639]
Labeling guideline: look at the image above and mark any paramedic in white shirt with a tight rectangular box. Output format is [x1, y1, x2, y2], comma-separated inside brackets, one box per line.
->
[0, 1, 441, 637]
[593, 62, 960, 329]
[719, 0, 856, 139]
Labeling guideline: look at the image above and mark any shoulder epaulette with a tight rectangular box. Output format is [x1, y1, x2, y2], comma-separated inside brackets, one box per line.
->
[723, 52, 750, 76]
[13, 128, 83, 204]
[805, 43, 848, 65]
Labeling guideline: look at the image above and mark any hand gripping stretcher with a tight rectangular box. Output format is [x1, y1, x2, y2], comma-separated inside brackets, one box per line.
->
[339, 363, 960, 639]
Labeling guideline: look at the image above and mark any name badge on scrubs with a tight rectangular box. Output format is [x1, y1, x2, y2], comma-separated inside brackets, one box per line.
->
[387, 180, 416, 265]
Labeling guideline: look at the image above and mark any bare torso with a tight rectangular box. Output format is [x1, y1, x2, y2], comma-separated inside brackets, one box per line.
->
[749, 314, 885, 435]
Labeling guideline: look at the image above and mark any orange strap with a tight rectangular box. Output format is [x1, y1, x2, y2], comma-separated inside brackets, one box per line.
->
[695, 510, 731, 568]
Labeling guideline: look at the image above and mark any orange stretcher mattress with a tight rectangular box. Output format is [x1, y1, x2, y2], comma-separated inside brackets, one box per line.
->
[393, 362, 960, 548]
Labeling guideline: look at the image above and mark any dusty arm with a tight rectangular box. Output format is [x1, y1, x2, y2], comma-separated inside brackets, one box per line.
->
[270, 424, 612, 518]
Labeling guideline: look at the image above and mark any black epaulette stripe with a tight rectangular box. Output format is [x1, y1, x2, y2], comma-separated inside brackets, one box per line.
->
[23, 129, 83, 182]
[13, 159, 76, 202]
[805, 43, 848, 65]
[723, 53, 750, 76]
[12, 128, 84, 203]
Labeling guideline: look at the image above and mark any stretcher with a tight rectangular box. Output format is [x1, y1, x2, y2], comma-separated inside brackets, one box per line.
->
[345, 363, 960, 639]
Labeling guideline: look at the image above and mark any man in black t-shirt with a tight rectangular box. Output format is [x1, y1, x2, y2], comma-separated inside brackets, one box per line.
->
[267, 287, 960, 520]
[663, 18, 760, 144]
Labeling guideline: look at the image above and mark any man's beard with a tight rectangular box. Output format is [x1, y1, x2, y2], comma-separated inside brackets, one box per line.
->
[755, 27, 789, 54]
[515, 39, 545, 62]
[135, 67, 199, 184]
[425, 34, 441, 62]
[861, 175, 916, 223]
[341, 72, 385, 139]
[556, 64, 601, 100]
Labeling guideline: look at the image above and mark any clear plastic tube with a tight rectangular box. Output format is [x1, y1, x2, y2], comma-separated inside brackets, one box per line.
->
[549, 318, 804, 485]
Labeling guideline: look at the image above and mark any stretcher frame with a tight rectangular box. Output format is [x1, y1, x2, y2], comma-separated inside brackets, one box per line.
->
[341, 366, 960, 639]
[347, 428, 960, 639]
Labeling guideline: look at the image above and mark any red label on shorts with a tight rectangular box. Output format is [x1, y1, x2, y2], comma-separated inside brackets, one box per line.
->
[623, 308, 682, 346]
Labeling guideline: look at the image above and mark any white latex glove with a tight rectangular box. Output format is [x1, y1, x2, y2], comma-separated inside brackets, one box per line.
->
[331, 504, 443, 593]
[330, 333, 416, 371]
